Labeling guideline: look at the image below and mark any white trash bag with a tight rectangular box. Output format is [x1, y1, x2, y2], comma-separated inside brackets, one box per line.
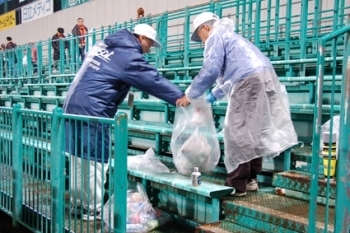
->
[320, 115, 340, 156]
[127, 148, 170, 173]
[170, 98, 220, 175]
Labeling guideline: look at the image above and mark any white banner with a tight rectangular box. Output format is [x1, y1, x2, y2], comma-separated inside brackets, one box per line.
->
[21, 0, 53, 24]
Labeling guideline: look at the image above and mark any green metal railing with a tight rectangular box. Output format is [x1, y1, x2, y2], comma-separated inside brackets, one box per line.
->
[0, 105, 128, 233]
[0, 107, 13, 215]
[0, 0, 348, 86]
[308, 16, 350, 233]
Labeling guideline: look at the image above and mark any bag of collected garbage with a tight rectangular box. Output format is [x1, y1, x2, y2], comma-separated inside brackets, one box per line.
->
[170, 98, 220, 175]
[102, 182, 171, 233]
[127, 148, 170, 173]
[320, 115, 340, 155]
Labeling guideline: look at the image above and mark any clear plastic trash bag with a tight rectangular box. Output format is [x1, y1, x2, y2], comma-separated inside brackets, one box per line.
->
[101, 182, 171, 233]
[321, 115, 340, 140]
[170, 98, 220, 175]
[127, 148, 170, 173]
[320, 115, 340, 156]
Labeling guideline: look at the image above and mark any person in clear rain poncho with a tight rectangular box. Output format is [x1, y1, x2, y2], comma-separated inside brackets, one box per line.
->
[177, 12, 298, 197]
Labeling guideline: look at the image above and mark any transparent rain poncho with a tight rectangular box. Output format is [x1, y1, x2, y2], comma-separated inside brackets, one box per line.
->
[186, 18, 298, 173]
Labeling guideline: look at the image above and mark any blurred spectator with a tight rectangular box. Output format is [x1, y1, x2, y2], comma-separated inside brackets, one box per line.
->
[29, 40, 38, 74]
[1, 44, 6, 76]
[5, 36, 17, 50]
[137, 7, 145, 19]
[71, 18, 88, 61]
[5, 36, 17, 76]
[52, 27, 68, 71]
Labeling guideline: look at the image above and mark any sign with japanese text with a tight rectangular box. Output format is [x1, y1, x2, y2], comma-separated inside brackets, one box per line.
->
[61, 0, 89, 10]
[21, 0, 53, 24]
[0, 10, 16, 31]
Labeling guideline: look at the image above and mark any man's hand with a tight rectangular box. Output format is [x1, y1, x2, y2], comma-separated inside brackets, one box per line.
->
[176, 95, 190, 107]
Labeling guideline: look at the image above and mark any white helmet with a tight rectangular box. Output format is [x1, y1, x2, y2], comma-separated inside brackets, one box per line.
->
[133, 24, 161, 48]
[191, 12, 219, 42]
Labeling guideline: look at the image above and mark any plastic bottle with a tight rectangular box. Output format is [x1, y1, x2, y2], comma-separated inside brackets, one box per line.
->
[191, 167, 201, 186]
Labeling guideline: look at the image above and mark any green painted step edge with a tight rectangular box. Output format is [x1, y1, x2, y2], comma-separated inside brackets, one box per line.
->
[274, 187, 335, 207]
[272, 170, 336, 198]
[291, 146, 313, 163]
[195, 220, 261, 233]
[224, 210, 331, 233]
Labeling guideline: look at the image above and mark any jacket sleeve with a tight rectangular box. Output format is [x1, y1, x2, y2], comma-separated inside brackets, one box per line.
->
[123, 54, 184, 106]
[71, 26, 78, 36]
[52, 36, 58, 50]
[186, 32, 225, 99]
[211, 85, 226, 100]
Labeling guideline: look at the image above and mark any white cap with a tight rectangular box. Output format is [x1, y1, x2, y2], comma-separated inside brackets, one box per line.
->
[133, 24, 161, 48]
[191, 12, 219, 42]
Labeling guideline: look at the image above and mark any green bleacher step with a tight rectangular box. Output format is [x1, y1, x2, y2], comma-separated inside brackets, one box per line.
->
[291, 146, 324, 174]
[195, 220, 260, 233]
[222, 191, 334, 233]
[157, 156, 227, 186]
[272, 170, 336, 199]
[291, 146, 313, 163]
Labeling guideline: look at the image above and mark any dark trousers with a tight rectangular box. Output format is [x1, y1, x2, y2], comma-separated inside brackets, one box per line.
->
[225, 157, 263, 193]
[79, 46, 85, 61]
[32, 62, 37, 74]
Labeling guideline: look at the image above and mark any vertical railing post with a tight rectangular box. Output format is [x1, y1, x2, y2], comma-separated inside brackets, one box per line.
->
[308, 37, 326, 233]
[254, 0, 261, 45]
[285, 0, 292, 76]
[156, 12, 167, 69]
[50, 107, 65, 233]
[48, 38, 53, 74]
[332, 0, 340, 32]
[299, 0, 309, 76]
[37, 41, 43, 80]
[183, 8, 190, 69]
[59, 40, 65, 74]
[68, 35, 76, 73]
[334, 17, 350, 233]
[247, 0, 253, 41]
[91, 28, 97, 47]
[312, 0, 321, 39]
[26, 46, 32, 80]
[12, 104, 23, 227]
[113, 112, 128, 233]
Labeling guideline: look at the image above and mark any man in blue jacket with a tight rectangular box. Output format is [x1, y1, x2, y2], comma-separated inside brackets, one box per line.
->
[64, 24, 184, 220]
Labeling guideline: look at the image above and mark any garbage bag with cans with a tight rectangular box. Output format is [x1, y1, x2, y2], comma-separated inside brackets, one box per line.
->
[101, 182, 171, 233]
[170, 97, 220, 175]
